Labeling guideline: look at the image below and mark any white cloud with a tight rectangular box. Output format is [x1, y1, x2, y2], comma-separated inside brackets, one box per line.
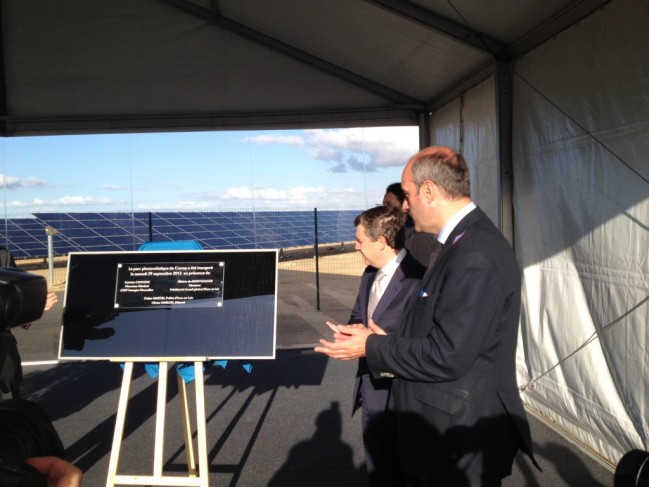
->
[0, 174, 20, 188]
[222, 186, 296, 202]
[0, 174, 47, 189]
[6, 199, 31, 208]
[136, 185, 336, 210]
[101, 184, 126, 190]
[52, 196, 99, 206]
[246, 126, 418, 173]
[143, 200, 215, 210]
[217, 184, 363, 207]
[20, 177, 47, 188]
[6, 195, 120, 210]
[222, 186, 254, 200]
[50, 196, 112, 206]
[245, 134, 306, 146]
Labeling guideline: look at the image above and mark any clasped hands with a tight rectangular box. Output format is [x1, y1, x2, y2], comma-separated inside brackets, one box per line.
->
[313, 319, 386, 360]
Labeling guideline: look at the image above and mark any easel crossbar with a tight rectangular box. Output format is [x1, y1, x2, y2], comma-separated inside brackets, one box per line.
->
[113, 475, 203, 486]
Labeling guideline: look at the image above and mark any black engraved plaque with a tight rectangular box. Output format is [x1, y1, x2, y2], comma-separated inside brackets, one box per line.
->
[59, 249, 277, 361]
[115, 262, 224, 309]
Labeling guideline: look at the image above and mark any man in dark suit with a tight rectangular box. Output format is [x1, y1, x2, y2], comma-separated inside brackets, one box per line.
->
[334, 205, 424, 486]
[316, 146, 538, 486]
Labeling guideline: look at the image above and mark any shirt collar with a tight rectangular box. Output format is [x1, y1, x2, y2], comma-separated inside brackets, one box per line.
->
[380, 248, 406, 279]
[437, 201, 476, 245]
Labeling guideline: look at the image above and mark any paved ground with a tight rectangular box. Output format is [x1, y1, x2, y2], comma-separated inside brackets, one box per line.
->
[9, 258, 616, 486]
[19, 351, 614, 487]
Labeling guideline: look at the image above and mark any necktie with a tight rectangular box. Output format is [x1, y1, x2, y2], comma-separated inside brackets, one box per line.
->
[367, 270, 386, 321]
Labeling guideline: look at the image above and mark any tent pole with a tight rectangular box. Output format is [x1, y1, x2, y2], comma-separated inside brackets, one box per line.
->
[418, 112, 430, 149]
[496, 61, 515, 248]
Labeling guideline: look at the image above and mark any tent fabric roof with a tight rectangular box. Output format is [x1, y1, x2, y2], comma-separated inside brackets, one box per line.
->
[0, 0, 611, 136]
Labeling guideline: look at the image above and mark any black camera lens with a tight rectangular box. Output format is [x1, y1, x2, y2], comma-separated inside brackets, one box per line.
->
[0, 399, 65, 486]
[616, 449, 649, 487]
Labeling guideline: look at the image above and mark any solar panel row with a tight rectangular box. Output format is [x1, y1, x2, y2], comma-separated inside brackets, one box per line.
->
[0, 209, 362, 259]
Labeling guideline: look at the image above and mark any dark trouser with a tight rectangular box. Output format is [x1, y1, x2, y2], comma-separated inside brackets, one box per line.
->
[361, 376, 404, 487]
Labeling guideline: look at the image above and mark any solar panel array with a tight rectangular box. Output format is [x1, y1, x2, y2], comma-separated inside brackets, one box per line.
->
[0, 209, 362, 259]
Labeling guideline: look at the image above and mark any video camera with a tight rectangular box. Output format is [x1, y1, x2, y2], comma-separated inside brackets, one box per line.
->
[0, 267, 47, 331]
[0, 267, 65, 486]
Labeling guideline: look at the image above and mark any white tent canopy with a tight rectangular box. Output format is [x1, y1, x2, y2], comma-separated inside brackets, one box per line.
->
[432, 0, 649, 466]
[2, 0, 647, 469]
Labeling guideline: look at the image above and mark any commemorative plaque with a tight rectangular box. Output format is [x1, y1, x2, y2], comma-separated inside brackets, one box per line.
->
[59, 249, 278, 361]
[114, 262, 224, 309]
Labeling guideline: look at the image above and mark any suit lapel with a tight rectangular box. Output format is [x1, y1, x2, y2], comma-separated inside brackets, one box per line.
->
[362, 267, 378, 325]
[371, 261, 406, 321]
[401, 208, 485, 320]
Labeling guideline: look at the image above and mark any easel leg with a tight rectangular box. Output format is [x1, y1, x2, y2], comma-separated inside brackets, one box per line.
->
[107, 362, 209, 487]
[194, 362, 209, 487]
[153, 362, 168, 477]
[178, 372, 197, 476]
[106, 362, 134, 487]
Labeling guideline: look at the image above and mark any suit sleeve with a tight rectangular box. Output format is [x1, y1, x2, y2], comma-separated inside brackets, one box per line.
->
[348, 288, 363, 324]
[366, 250, 508, 382]
[348, 267, 371, 324]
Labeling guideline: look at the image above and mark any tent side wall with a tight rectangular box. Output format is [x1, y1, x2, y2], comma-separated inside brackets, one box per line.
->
[430, 77, 500, 227]
[513, 0, 649, 467]
[429, 0, 649, 468]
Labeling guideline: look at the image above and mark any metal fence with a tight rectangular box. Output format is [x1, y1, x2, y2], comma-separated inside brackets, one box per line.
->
[5, 207, 368, 321]
[1, 207, 362, 258]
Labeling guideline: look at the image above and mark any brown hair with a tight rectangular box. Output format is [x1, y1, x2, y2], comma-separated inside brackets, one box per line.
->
[354, 205, 405, 250]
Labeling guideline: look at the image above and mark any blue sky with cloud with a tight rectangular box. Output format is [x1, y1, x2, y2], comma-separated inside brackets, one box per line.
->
[0, 126, 418, 214]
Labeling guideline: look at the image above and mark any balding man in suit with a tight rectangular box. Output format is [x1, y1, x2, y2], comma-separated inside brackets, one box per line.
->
[316, 146, 538, 486]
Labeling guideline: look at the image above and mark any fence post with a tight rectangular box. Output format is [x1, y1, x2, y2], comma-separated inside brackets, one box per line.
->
[314, 208, 321, 311]
[45, 226, 59, 286]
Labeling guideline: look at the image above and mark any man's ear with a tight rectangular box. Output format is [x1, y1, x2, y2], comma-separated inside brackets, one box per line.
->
[377, 235, 387, 250]
[420, 180, 437, 203]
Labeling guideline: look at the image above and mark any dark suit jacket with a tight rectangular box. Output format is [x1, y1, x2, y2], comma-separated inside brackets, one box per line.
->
[404, 222, 442, 268]
[349, 252, 425, 415]
[366, 207, 538, 486]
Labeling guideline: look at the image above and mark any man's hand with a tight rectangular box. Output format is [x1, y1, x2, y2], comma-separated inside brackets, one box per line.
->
[325, 321, 366, 342]
[368, 318, 387, 335]
[44, 292, 58, 312]
[25, 456, 83, 487]
[314, 324, 374, 360]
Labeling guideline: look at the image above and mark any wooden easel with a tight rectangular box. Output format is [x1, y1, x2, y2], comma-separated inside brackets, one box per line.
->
[105, 361, 209, 487]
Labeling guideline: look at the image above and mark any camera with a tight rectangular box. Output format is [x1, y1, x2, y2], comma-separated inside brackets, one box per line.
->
[0, 269, 63, 486]
[0, 399, 65, 487]
[0, 267, 47, 331]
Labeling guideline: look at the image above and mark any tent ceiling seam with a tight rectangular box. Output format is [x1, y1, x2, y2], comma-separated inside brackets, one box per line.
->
[156, 0, 425, 108]
[364, 0, 509, 61]
[506, 0, 614, 59]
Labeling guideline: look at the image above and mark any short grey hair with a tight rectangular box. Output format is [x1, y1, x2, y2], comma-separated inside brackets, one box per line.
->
[409, 146, 470, 200]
